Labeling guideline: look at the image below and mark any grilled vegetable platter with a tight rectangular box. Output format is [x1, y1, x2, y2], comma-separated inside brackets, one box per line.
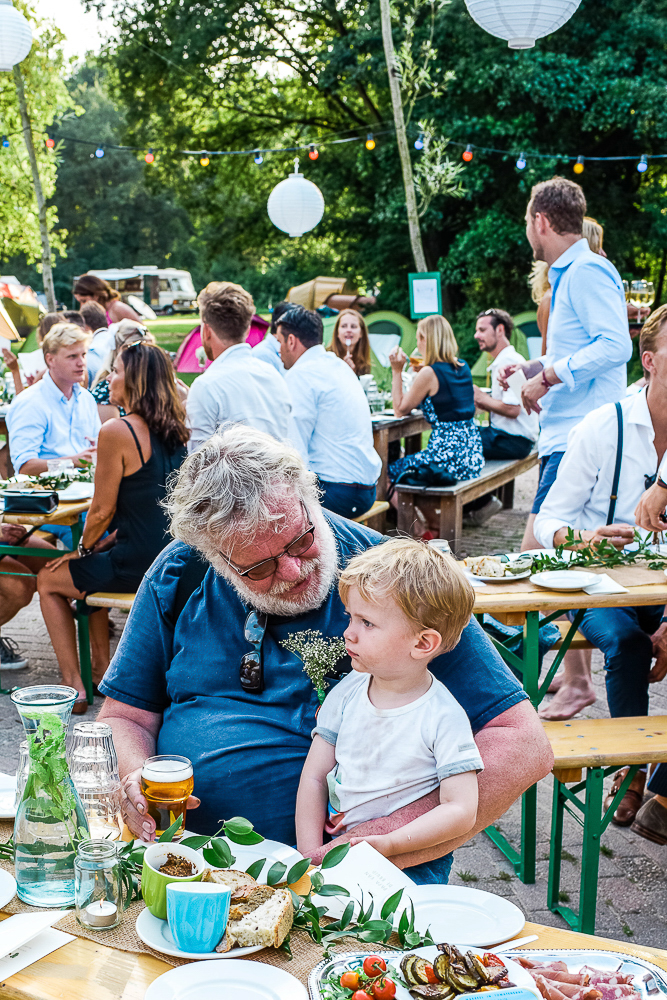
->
[310, 943, 540, 1000]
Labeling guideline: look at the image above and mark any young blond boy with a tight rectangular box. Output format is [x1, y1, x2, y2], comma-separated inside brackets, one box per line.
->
[295, 537, 483, 861]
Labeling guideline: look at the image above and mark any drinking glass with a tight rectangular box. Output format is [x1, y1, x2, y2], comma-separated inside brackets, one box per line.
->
[409, 348, 424, 372]
[623, 279, 630, 301]
[140, 755, 194, 840]
[69, 745, 122, 842]
[68, 721, 118, 770]
[46, 458, 74, 474]
[629, 280, 655, 309]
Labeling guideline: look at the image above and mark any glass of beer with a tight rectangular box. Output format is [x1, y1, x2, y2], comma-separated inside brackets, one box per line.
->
[140, 755, 194, 840]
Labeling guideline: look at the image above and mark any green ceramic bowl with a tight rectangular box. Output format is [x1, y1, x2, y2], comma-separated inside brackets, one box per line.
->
[141, 843, 205, 920]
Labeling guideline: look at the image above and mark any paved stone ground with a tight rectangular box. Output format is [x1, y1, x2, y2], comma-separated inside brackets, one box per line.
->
[2, 466, 667, 947]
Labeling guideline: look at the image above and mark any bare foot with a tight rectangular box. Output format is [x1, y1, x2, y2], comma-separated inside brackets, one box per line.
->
[547, 670, 564, 693]
[538, 683, 596, 721]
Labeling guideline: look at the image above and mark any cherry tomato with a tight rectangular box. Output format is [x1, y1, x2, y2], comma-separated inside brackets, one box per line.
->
[341, 971, 361, 990]
[484, 952, 505, 967]
[363, 956, 387, 977]
[424, 964, 438, 984]
[351, 991, 374, 1000]
[372, 978, 397, 1000]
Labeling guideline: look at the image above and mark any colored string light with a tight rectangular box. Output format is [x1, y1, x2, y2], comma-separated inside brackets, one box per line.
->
[462, 144, 473, 162]
[145, 148, 155, 164]
[573, 155, 584, 174]
[45, 137, 55, 148]
[516, 152, 527, 170]
[254, 151, 263, 164]
[637, 154, 648, 173]
[95, 146, 105, 158]
[200, 155, 209, 165]
[2, 136, 9, 149]
[308, 144, 318, 160]
[365, 132, 375, 151]
[414, 133, 424, 150]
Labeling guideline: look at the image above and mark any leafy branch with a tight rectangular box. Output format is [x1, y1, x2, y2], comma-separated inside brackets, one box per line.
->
[533, 528, 667, 573]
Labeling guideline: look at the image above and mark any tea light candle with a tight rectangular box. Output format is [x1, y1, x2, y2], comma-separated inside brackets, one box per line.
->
[84, 899, 118, 928]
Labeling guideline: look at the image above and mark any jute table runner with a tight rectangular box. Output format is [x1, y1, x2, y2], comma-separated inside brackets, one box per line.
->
[465, 563, 667, 595]
[0, 820, 380, 984]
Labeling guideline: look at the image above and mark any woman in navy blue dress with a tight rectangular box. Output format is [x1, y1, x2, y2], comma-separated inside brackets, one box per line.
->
[388, 315, 483, 484]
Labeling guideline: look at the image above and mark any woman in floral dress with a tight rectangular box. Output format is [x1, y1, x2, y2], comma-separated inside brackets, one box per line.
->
[388, 314, 483, 485]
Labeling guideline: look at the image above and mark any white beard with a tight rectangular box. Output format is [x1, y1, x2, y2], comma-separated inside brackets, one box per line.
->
[208, 508, 339, 617]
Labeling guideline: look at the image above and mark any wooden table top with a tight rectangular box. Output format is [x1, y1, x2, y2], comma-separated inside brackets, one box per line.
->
[473, 581, 667, 617]
[543, 715, 667, 768]
[371, 410, 428, 430]
[1, 499, 91, 528]
[3, 917, 667, 1000]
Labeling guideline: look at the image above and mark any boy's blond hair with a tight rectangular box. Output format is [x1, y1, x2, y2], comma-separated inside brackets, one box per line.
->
[42, 322, 91, 356]
[339, 538, 474, 653]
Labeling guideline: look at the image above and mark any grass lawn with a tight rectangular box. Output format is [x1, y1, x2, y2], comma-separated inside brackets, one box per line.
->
[146, 316, 198, 353]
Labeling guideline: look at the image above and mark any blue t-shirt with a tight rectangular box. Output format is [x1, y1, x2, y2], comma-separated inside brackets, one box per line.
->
[99, 513, 526, 841]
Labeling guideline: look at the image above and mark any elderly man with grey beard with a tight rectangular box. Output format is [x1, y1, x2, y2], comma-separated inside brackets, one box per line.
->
[98, 425, 553, 883]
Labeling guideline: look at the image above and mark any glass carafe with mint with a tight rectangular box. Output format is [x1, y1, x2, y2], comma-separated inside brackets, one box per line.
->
[11, 686, 90, 906]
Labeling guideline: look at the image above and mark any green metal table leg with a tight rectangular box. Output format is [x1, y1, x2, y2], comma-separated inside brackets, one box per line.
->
[521, 782, 537, 884]
[547, 775, 565, 914]
[523, 611, 541, 708]
[76, 602, 94, 705]
[578, 766, 605, 934]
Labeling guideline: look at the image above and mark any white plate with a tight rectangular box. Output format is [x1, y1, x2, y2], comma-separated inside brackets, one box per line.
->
[472, 569, 532, 583]
[135, 908, 263, 961]
[144, 958, 308, 1000]
[220, 838, 304, 884]
[0, 869, 17, 910]
[0, 772, 17, 819]
[406, 885, 525, 947]
[530, 570, 598, 591]
[0, 909, 68, 958]
[384, 945, 540, 1000]
[57, 483, 95, 501]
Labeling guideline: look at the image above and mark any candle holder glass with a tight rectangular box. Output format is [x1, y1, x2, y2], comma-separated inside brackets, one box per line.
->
[75, 840, 122, 930]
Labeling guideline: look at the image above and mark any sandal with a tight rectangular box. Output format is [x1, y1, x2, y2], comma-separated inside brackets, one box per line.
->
[72, 696, 88, 716]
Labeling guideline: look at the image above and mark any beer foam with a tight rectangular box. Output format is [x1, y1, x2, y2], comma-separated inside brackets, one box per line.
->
[141, 758, 193, 782]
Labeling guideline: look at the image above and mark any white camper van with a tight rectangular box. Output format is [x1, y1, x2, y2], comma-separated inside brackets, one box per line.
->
[75, 267, 198, 314]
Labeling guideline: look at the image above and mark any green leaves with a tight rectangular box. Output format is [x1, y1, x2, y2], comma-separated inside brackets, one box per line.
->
[285, 858, 311, 884]
[245, 859, 267, 881]
[158, 815, 184, 843]
[266, 862, 288, 885]
[203, 839, 235, 869]
[223, 817, 264, 845]
[321, 842, 351, 869]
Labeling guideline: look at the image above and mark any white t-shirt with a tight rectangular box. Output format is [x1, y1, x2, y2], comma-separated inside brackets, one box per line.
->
[313, 670, 484, 830]
[489, 345, 539, 443]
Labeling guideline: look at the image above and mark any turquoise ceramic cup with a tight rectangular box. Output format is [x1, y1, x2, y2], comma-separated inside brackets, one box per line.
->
[166, 882, 232, 954]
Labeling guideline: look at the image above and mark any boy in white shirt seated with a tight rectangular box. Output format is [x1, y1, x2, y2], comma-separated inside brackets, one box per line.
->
[296, 538, 483, 871]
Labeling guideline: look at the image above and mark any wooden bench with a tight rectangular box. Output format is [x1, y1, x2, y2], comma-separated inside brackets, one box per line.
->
[353, 499, 390, 529]
[394, 450, 539, 545]
[86, 592, 136, 611]
[553, 620, 593, 650]
[542, 716, 667, 934]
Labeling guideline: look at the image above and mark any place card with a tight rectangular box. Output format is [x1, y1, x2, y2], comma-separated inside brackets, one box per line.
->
[582, 573, 628, 595]
[311, 841, 417, 920]
[0, 927, 74, 978]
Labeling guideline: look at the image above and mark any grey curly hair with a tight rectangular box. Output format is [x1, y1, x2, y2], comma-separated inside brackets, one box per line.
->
[166, 425, 320, 559]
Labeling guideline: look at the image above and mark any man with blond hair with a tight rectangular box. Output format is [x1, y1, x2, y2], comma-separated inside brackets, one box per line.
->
[186, 281, 291, 451]
[98, 424, 553, 884]
[7, 322, 99, 475]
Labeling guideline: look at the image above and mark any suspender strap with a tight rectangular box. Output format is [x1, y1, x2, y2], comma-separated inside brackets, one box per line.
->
[607, 402, 623, 525]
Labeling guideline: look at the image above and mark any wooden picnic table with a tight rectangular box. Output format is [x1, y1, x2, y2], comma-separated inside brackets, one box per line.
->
[371, 411, 430, 502]
[472, 579, 667, 886]
[2, 916, 667, 1000]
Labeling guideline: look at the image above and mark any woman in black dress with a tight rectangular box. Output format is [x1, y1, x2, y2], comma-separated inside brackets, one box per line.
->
[38, 343, 189, 712]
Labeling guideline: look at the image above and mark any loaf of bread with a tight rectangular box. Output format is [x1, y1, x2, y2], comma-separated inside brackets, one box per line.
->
[225, 888, 293, 950]
[203, 868, 258, 902]
[228, 885, 276, 921]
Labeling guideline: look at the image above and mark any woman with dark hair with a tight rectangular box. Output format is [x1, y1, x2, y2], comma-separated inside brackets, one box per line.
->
[38, 343, 189, 712]
[328, 309, 372, 376]
[74, 274, 142, 323]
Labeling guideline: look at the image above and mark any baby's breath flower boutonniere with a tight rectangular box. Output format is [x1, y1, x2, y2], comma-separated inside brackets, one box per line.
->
[281, 629, 347, 704]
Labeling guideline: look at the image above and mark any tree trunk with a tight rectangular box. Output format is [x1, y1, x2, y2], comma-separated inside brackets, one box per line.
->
[379, 0, 427, 273]
[13, 65, 56, 312]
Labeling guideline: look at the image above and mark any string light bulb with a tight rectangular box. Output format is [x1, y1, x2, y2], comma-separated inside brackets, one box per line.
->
[95, 146, 104, 158]
[516, 152, 527, 170]
[254, 151, 263, 165]
[45, 136, 55, 149]
[200, 155, 209, 166]
[637, 154, 648, 173]
[462, 144, 473, 162]
[145, 149, 155, 164]
[308, 144, 318, 160]
[2, 136, 9, 149]
[365, 132, 375, 151]
[414, 133, 424, 150]
[573, 155, 584, 174]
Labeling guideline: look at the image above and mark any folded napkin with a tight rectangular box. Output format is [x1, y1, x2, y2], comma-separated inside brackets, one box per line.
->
[583, 573, 629, 595]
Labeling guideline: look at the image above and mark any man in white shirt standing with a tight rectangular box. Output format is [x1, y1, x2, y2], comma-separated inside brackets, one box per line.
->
[252, 300, 288, 375]
[473, 309, 539, 460]
[186, 282, 292, 452]
[276, 305, 382, 519]
[533, 309, 667, 833]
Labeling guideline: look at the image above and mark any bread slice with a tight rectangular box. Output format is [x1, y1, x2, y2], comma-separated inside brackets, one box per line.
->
[228, 884, 276, 921]
[226, 887, 293, 949]
[203, 868, 258, 902]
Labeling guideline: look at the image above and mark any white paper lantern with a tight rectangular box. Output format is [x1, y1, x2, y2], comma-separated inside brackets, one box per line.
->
[0, 0, 32, 71]
[267, 158, 325, 238]
[464, 0, 582, 48]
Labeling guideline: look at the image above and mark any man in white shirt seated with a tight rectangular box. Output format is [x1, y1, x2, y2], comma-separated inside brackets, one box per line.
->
[472, 309, 539, 460]
[533, 307, 667, 834]
[185, 282, 292, 452]
[276, 305, 382, 519]
[252, 300, 288, 374]
[7, 322, 100, 476]
[80, 301, 116, 384]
